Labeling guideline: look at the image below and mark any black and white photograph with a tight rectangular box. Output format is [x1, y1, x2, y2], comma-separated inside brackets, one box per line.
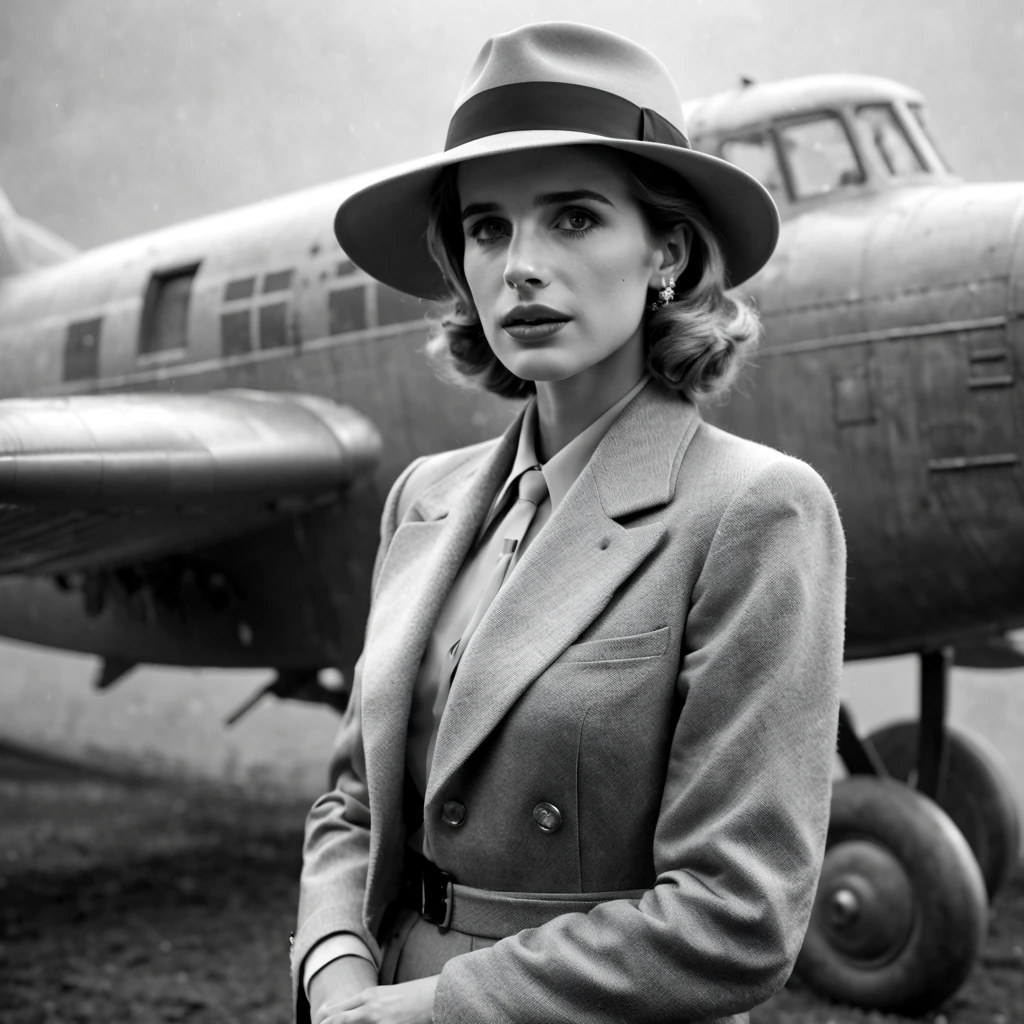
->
[1, 2, 1022, 1022]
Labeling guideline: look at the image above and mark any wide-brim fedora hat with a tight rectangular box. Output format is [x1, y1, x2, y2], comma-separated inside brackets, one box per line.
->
[334, 22, 780, 299]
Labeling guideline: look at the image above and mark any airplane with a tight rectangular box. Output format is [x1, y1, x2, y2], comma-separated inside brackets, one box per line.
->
[0, 72, 1020, 1015]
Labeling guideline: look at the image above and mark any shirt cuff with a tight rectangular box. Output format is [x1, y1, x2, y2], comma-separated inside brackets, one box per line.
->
[302, 933, 377, 997]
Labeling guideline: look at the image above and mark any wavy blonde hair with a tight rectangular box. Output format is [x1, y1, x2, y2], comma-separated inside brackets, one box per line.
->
[424, 147, 760, 402]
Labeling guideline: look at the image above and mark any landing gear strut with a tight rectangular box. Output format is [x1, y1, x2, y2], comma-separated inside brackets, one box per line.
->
[835, 646, 952, 796]
[916, 646, 952, 800]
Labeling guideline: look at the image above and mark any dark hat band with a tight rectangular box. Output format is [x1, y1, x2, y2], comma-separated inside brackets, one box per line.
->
[444, 81, 691, 152]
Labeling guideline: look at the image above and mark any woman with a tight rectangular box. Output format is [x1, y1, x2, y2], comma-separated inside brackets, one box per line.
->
[294, 22, 846, 1024]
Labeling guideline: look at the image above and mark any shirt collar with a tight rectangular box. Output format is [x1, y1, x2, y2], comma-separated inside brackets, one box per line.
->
[485, 372, 651, 531]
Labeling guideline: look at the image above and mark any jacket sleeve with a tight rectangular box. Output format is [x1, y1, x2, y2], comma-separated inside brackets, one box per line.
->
[290, 456, 426, 1021]
[433, 457, 847, 1023]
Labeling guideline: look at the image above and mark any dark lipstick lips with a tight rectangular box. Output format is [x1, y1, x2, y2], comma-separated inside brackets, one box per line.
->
[500, 305, 571, 328]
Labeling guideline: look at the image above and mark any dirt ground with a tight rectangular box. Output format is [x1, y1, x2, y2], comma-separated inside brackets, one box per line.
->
[1, 758, 1021, 1024]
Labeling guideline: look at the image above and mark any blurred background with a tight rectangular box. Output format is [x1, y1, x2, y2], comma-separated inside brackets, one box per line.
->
[1, 0, 1022, 804]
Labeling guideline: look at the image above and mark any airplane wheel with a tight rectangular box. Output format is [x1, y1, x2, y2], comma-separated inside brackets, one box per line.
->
[796, 777, 987, 1016]
[867, 721, 1021, 900]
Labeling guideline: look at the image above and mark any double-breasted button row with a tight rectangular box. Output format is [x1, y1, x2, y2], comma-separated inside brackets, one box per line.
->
[440, 799, 562, 832]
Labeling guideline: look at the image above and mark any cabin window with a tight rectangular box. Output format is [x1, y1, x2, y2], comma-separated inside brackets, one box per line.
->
[139, 264, 200, 356]
[259, 302, 289, 349]
[221, 275, 253, 357]
[64, 318, 102, 381]
[256, 269, 296, 346]
[221, 310, 251, 357]
[777, 114, 865, 199]
[328, 286, 367, 335]
[220, 268, 297, 355]
[720, 132, 785, 201]
[908, 103, 950, 172]
[224, 277, 255, 301]
[855, 104, 925, 177]
[263, 269, 294, 294]
[377, 285, 429, 327]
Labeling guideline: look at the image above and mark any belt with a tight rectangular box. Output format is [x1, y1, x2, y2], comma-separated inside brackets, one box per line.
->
[401, 855, 649, 938]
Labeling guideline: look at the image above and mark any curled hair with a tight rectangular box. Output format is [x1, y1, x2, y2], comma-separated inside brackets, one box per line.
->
[424, 147, 761, 402]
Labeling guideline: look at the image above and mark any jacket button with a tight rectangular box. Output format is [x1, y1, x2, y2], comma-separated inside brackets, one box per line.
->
[441, 800, 467, 827]
[533, 802, 562, 833]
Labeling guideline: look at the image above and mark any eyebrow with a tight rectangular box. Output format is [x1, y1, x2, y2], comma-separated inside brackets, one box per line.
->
[460, 189, 615, 221]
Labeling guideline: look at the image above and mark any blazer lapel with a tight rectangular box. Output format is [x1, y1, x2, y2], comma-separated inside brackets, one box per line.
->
[360, 409, 524, 895]
[426, 381, 701, 806]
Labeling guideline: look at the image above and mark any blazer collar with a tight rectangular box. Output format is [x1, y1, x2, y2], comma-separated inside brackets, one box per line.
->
[408, 409, 528, 524]
[589, 376, 700, 519]
[424, 378, 701, 806]
[492, 371, 653, 527]
[410, 376, 698, 525]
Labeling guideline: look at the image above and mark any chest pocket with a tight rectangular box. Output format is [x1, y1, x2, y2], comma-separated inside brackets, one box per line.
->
[559, 625, 670, 664]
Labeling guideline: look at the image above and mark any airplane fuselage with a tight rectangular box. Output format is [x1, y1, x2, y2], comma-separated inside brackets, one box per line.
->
[1, 138, 1022, 670]
[729, 180, 1024, 656]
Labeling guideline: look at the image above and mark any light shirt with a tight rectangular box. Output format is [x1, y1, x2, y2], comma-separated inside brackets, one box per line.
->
[406, 371, 650, 804]
[303, 373, 651, 995]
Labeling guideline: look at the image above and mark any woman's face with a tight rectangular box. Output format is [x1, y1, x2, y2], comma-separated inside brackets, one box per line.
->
[458, 147, 671, 385]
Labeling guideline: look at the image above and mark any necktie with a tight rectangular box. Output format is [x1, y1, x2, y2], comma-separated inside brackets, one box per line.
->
[424, 466, 549, 777]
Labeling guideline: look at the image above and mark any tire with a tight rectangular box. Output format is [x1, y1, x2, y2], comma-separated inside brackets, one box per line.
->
[795, 776, 988, 1016]
[867, 720, 1021, 901]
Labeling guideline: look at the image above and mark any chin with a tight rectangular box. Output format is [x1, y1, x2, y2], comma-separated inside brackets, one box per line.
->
[504, 354, 584, 384]
[497, 344, 593, 382]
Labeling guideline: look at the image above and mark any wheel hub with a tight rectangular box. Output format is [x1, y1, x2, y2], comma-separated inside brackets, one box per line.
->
[815, 839, 915, 965]
[828, 886, 860, 927]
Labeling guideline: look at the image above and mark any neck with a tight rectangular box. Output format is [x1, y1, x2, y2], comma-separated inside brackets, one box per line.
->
[533, 333, 646, 462]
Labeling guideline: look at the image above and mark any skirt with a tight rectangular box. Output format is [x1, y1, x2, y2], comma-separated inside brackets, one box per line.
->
[379, 905, 497, 984]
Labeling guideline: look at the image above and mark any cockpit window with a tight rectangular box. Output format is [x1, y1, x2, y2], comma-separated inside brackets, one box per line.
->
[908, 102, 950, 172]
[720, 131, 785, 202]
[777, 114, 865, 199]
[855, 104, 925, 177]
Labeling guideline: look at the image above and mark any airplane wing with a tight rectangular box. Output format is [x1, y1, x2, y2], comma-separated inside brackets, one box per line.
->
[0, 389, 382, 574]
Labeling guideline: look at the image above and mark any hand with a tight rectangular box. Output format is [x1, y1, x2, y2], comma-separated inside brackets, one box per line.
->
[318, 976, 439, 1024]
[310, 956, 379, 1024]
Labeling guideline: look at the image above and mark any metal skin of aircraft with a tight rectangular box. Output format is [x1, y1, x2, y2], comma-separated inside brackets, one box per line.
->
[0, 74, 1021, 1014]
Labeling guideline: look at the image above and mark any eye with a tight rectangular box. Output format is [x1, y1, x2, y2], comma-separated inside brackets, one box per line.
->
[469, 218, 509, 244]
[553, 208, 598, 234]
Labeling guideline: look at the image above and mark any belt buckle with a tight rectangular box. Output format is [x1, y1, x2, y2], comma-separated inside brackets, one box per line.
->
[420, 863, 454, 932]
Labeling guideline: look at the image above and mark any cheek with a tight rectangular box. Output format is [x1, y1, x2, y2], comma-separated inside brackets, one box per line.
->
[463, 250, 500, 309]
[577, 242, 651, 328]
[464, 255, 505, 350]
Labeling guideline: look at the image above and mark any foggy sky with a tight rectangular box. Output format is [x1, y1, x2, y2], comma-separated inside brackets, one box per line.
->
[2, 0, 1023, 249]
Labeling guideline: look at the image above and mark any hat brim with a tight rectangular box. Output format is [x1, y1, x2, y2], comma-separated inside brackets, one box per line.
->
[333, 130, 780, 299]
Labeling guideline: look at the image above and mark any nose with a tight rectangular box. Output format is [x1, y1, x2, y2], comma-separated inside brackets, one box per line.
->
[503, 225, 549, 291]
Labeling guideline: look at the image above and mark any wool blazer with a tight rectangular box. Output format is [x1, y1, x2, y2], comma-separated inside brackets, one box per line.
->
[294, 378, 847, 1024]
